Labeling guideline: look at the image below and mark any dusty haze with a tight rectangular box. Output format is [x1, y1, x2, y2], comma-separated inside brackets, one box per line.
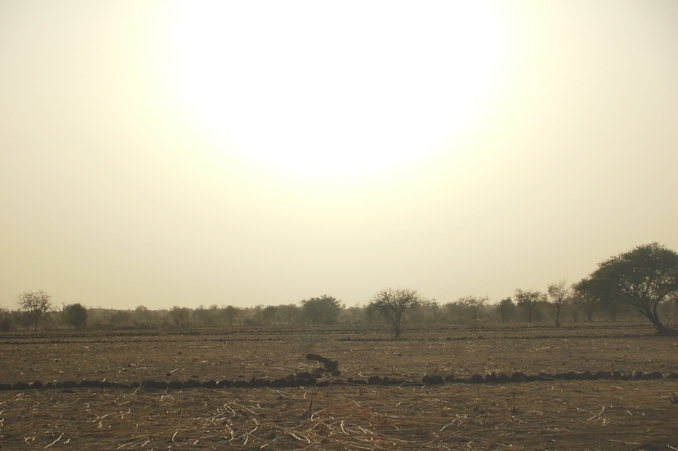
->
[1, 0, 677, 310]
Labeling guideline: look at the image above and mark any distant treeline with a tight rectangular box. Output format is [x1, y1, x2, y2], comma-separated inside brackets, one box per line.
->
[5, 243, 677, 334]
[2, 292, 676, 332]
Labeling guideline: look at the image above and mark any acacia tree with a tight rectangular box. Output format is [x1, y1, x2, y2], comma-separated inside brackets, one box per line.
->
[514, 289, 546, 323]
[547, 280, 571, 327]
[16, 290, 53, 331]
[576, 243, 678, 335]
[368, 288, 420, 337]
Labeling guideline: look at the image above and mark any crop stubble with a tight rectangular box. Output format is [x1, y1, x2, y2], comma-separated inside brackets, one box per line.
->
[1, 324, 677, 449]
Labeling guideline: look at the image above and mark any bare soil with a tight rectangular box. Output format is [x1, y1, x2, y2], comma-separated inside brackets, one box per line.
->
[1, 323, 677, 449]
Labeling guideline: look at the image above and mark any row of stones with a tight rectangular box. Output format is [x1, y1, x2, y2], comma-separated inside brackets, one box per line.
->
[2, 370, 676, 392]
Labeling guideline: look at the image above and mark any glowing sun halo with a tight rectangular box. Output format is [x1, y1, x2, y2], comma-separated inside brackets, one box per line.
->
[166, 1, 505, 180]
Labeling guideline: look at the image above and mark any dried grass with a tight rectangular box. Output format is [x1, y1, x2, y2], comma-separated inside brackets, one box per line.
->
[2, 324, 678, 449]
[1, 381, 677, 449]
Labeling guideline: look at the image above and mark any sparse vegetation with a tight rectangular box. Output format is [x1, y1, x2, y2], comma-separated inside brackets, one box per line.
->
[368, 288, 420, 337]
[496, 297, 515, 323]
[301, 295, 343, 325]
[62, 303, 88, 329]
[0, 323, 676, 449]
[2, 244, 678, 449]
[4, 244, 677, 335]
[0, 308, 11, 332]
[16, 290, 53, 331]
[546, 280, 571, 327]
[514, 289, 547, 323]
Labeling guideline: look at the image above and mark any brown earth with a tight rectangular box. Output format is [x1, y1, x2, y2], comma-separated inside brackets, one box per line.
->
[1, 323, 677, 449]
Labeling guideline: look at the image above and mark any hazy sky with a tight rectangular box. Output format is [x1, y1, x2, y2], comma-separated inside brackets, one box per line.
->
[2, 1, 677, 310]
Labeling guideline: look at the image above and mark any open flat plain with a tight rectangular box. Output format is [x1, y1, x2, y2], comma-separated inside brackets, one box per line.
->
[1, 323, 677, 450]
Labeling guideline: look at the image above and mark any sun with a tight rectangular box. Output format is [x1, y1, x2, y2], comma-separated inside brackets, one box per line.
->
[164, 1, 505, 181]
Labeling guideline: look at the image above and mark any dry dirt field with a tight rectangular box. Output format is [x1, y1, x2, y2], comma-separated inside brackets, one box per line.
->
[1, 323, 678, 450]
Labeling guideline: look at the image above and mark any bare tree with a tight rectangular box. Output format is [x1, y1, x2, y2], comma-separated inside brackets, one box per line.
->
[368, 288, 420, 337]
[458, 296, 487, 326]
[514, 289, 547, 323]
[16, 290, 53, 331]
[547, 280, 571, 327]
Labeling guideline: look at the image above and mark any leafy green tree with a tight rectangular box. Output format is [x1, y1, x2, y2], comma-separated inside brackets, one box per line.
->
[576, 243, 678, 335]
[547, 280, 571, 327]
[496, 297, 515, 323]
[515, 289, 547, 323]
[62, 303, 88, 329]
[16, 290, 53, 331]
[368, 288, 420, 337]
[301, 295, 343, 325]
